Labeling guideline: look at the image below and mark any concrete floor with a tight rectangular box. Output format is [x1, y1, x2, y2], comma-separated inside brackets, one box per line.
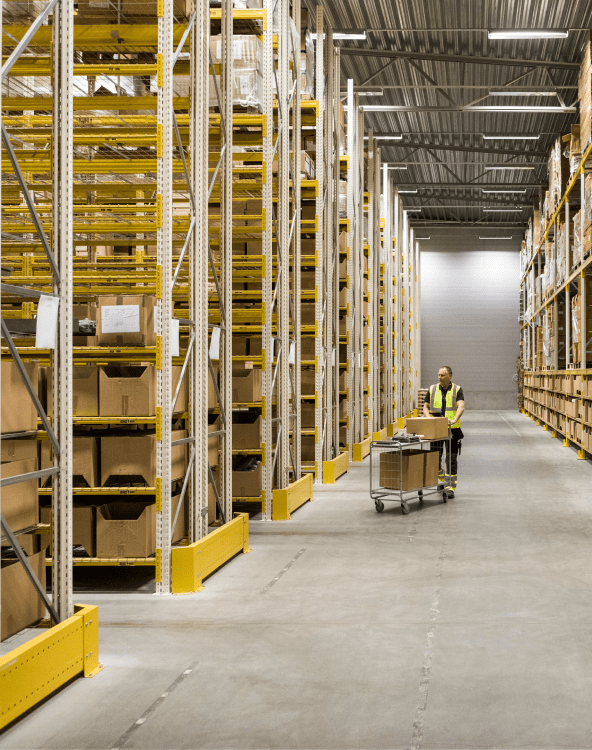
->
[2, 410, 592, 750]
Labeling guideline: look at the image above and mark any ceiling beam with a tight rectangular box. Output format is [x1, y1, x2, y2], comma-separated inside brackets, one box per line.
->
[377, 140, 548, 157]
[402, 192, 532, 206]
[396, 182, 543, 188]
[358, 105, 577, 113]
[339, 46, 580, 71]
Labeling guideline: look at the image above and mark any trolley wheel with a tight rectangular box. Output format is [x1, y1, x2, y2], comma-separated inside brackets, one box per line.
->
[401, 501, 410, 515]
[418, 490, 424, 503]
[375, 500, 385, 513]
[442, 491, 448, 503]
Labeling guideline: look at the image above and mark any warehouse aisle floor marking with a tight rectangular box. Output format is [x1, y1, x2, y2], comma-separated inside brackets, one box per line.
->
[260, 548, 306, 594]
[111, 659, 199, 750]
[498, 412, 521, 436]
[409, 544, 446, 750]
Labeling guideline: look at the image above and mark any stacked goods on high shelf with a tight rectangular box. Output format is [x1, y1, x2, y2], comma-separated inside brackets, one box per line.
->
[517, 348, 524, 411]
[579, 31, 592, 151]
[571, 277, 592, 365]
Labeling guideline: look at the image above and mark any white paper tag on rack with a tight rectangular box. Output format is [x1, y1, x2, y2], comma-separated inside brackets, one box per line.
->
[171, 319, 180, 358]
[332, 347, 336, 366]
[289, 341, 296, 365]
[210, 326, 221, 361]
[101, 304, 140, 334]
[35, 295, 59, 349]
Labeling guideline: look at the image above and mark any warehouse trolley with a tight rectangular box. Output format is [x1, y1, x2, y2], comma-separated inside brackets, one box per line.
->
[370, 430, 452, 515]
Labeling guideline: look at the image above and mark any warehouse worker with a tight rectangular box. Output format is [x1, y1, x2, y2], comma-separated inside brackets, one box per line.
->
[422, 366, 465, 498]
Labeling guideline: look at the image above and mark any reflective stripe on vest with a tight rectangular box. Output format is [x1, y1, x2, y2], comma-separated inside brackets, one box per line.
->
[429, 383, 461, 428]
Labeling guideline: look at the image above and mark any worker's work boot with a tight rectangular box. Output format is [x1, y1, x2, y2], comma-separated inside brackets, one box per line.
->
[447, 474, 457, 499]
[438, 470, 445, 488]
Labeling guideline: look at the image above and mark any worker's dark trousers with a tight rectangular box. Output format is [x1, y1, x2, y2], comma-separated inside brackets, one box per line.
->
[432, 435, 460, 476]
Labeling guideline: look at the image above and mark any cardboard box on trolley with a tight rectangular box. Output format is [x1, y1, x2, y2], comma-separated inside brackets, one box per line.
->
[405, 416, 449, 440]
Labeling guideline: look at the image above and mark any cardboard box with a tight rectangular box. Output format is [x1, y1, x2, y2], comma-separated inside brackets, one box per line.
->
[73, 302, 98, 347]
[379, 449, 424, 491]
[232, 413, 261, 450]
[96, 502, 156, 558]
[232, 461, 262, 497]
[1, 438, 37, 463]
[405, 417, 449, 440]
[1, 458, 38, 531]
[41, 436, 99, 488]
[1, 547, 46, 641]
[208, 478, 218, 525]
[301, 369, 315, 395]
[209, 364, 219, 408]
[301, 435, 316, 462]
[300, 402, 316, 428]
[232, 368, 262, 403]
[100, 430, 187, 486]
[40, 504, 96, 557]
[97, 295, 156, 347]
[208, 414, 220, 467]
[1, 361, 39, 434]
[43, 365, 100, 418]
[99, 365, 187, 416]
[171, 493, 187, 544]
[424, 451, 440, 486]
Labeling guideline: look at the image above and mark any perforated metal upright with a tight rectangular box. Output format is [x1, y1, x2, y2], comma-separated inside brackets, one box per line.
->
[394, 189, 403, 419]
[330, 46, 341, 458]
[313, 7, 325, 480]
[190, 0, 210, 540]
[345, 81, 356, 456]
[355, 106, 365, 436]
[52, 0, 74, 619]
[261, 0, 274, 519]
[367, 136, 381, 435]
[155, 0, 174, 592]
[382, 167, 394, 429]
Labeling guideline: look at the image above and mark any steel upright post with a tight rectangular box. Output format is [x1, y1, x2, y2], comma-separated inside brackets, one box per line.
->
[367, 134, 375, 434]
[382, 168, 392, 428]
[292, 0, 302, 481]
[393, 185, 401, 421]
[355, 106, 365, 438]
[332, 47, 341, 456]
[52, 0, 74, 620]
[156, 0, 174, 592]
[190, 0, 209, 540]
[314, 6, 324, 481]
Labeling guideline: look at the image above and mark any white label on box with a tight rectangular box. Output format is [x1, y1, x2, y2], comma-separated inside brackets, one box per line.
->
[289, 341, 296, 365]
[171, 319, 180, 358]
[35, 295, 60, 349]
[210, 326, 221, 361]
[101, 305, 140, 334]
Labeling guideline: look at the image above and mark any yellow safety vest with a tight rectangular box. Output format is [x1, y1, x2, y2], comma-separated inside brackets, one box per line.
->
[429, 383, 461, 428]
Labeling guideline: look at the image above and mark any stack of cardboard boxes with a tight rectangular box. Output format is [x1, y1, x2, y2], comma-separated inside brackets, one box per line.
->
[579, 32, 592, 152]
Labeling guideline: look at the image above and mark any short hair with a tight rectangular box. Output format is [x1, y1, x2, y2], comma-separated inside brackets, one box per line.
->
[439, 366, 453, 376]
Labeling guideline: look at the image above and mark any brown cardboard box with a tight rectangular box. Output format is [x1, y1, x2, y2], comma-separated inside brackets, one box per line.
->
[97, 295, 156, 347]
[73, 302, 98, 347]
[232, 413, 262, 450]
[301, 435, 316, 462]
[43, 365, 100, 418]
[209, 364, 219, 408]
[40, 504, 96, 557]
[301, 338, 316, 360]
[100, 365, 187, 416]
[1, 361, 39, 434]
[96, 502, 156, 558]
[379, 449, 424, 491]
[1, 438, 37, 463]
[405, 417, 449, 440]
[424, 451, 440, 486]
[232, 461, 262, 497]
[301, 369, 316, 395]
[208, 415, 220, 467]
[1, 547, 46, 641]
[232, 369, 262, 403]
[100, 430, 187, 486]
[300, 402, 316, 428]
[41, 436, 99, 488]
[208, 477, 218, 525]
[301, 303, 316, 325]
[171, 493, 187, 544]
[1, 458, 38, 531]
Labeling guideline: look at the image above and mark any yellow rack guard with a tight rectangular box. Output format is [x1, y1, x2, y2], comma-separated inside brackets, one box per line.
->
[352, 437, 371, 462]
[171, 513, 250, 594]
[322, 451, 349, 484]
[0, 604, 102, 731]
[272, 474, 313, 521]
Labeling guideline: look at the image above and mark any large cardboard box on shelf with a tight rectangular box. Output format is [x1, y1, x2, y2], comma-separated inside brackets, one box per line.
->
[301, 435, 316, 463]
[379, 449, 424, 491]
[301, 369, 315, 395]
[171, 494, 187, 544]
[208, 414, 220, 467]
[1, 361, 38, 434]
[40, 504, 97, 557]
[301, 338, 316, 361]
[209, 363, 219, 408]
[232, 368, 262, 403]
[97, 295, 156, 347]
[1, 438, 37, 463]
[405, 416, 448, 440]
[73, 302, 98, 347]
[300, 402, 316, 428]
[44, 366, 99, 418]
[99, 365, 187, 417]
[232, 413, 262, 450]
[232, 461, 262, 497]
[41, 436, 99, 488]
[96, 502, 156, 558]
[1, 545, 47, 641]
[1, 458, 38, 532]
[100, 429, 187, 486]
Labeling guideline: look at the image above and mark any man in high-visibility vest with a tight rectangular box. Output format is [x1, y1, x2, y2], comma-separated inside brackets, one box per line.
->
[423, 365, 465, 498]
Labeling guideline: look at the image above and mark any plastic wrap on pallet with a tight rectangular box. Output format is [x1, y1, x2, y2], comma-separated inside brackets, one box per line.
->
[543, 313, 551, 365]
[300, 29, 315, 99]
[573, 210, 583, 269]
[338, 179, 347, 218]
[572, 297, 580, 339]
[209, 35, 263, 110]
[233, 0, 262, 7]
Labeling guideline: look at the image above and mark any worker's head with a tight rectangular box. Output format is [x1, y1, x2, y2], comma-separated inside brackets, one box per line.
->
[438, 366, 452, 387]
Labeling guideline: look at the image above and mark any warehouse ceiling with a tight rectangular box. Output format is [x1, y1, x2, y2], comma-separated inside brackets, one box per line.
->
[308, 0, 592, 229]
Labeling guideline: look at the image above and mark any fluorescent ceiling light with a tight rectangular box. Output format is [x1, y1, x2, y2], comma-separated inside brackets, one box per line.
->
[398, 189, 418, 194]
[488, 29, 568, 39]
[489, 90, 557, 97]
[416, 236, 431, 240]
[482, 189, 527, 194]
[479, 236, 513, 240]
[358, 90, 383, 96]
[483, 133, 539, 140]
[483, 208, 523, 212]
[363, 135, 403, 140]
[333, 31, 367, 40]
[486, 165, 535, 170]
[389, 165, 408, 170]
[406, 208, 422, 212]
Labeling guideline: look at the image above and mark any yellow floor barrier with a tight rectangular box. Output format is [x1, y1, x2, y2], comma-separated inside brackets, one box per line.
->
[352, 436, 371, 462]
[272, 474, 313, 520]
[322, 451, 349, 483]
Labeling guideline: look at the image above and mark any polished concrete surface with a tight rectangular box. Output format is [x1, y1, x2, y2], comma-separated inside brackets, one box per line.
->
[2, 411, 592, 750]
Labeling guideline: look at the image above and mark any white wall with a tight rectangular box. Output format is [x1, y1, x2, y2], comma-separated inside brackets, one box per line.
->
[420, 230, 521, 411]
